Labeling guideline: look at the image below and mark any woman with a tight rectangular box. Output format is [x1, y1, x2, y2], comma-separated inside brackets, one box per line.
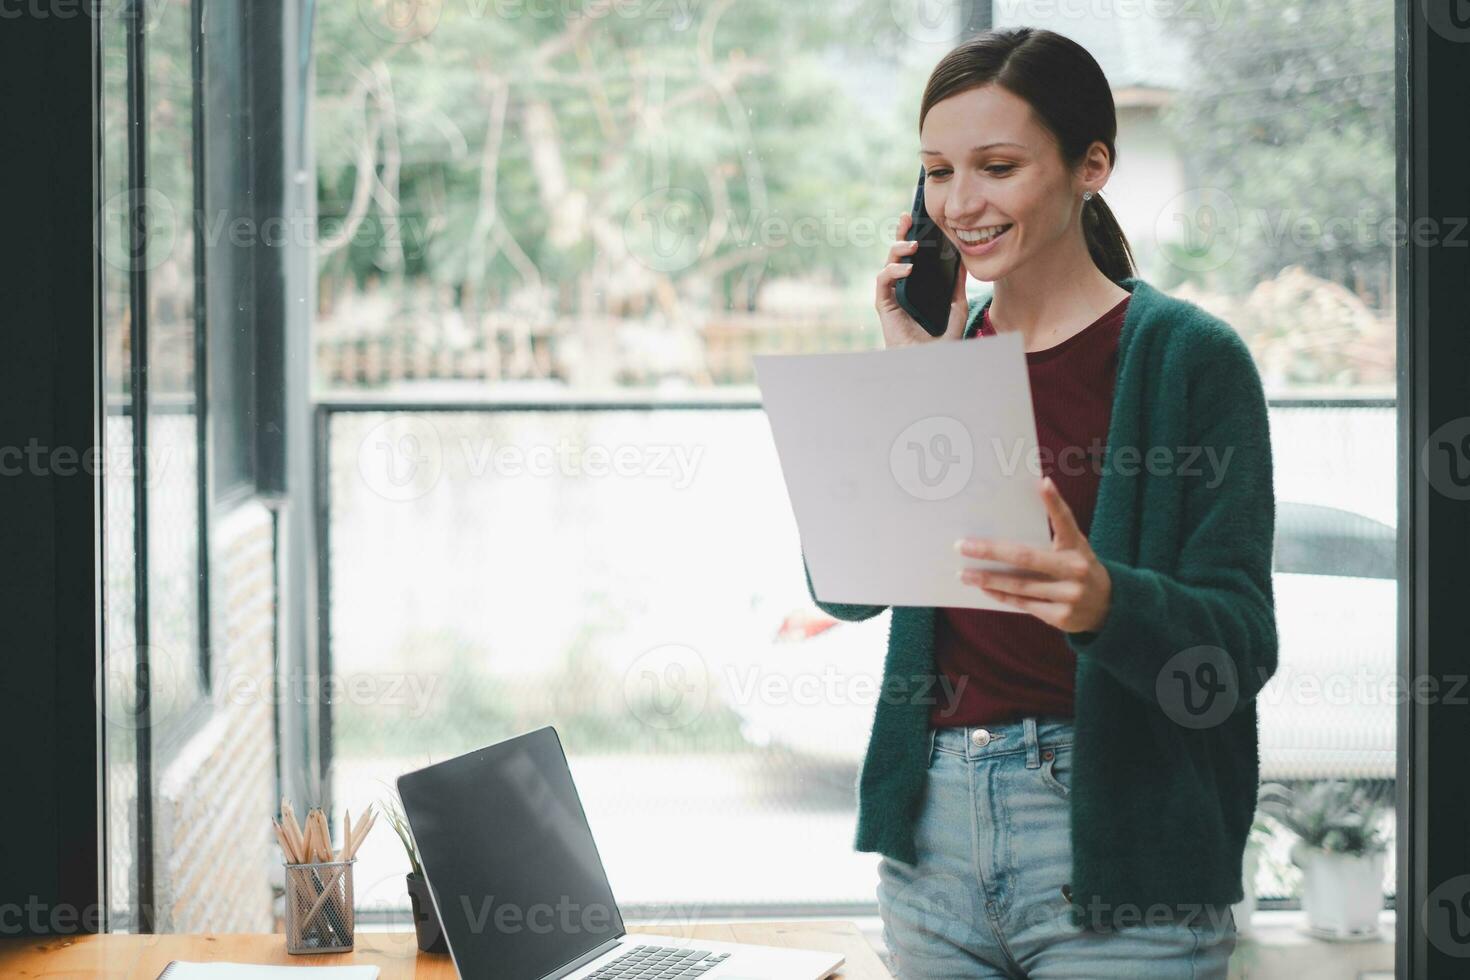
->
[801, 28, 1277, 978]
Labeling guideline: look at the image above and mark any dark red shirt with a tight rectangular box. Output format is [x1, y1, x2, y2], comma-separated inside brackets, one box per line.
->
[929, 294, 1129, 727]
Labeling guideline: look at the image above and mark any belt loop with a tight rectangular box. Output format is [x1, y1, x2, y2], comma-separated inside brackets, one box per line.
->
[926, 728, 937, 769]
[1023, 717, 1040, 769]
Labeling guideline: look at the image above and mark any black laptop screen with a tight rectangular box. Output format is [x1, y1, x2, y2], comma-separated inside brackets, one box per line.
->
[397, 727, 625, 979]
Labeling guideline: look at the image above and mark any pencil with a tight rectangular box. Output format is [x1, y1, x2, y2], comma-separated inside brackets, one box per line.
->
[272, 819, 296, 864]
[299, 808, 314, 863]
[308, 809, 326, 863]
[319, 809, 333, 862]
[348, 807, 376, 859]
[304, 809, 318, 862]
[282, 799, 307, 863]
[346, 807, 366, 858]
[317, 809, 332, 862]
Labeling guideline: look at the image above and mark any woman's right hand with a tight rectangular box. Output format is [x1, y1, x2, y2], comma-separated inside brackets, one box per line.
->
[876, 211, 971, 349]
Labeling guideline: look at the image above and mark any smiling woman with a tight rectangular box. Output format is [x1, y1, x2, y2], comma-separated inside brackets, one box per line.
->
[827, 26, 1281, 979]
[915, 91, 1134, 290]
[876, 41, 1136, 354]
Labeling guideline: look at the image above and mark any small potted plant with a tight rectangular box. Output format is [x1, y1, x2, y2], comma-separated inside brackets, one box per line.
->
[382, 791, 449, 954]
[1257, 779, 1391, 941]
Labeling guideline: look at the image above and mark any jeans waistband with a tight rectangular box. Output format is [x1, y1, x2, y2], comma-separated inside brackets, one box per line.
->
[929, 715, 1073, 768]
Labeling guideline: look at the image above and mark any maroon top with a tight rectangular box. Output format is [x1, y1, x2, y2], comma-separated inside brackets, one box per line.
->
[930, 294, 1130, 728]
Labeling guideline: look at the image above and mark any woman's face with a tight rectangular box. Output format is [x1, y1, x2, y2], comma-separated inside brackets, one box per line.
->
[919, 84, 1094, 279]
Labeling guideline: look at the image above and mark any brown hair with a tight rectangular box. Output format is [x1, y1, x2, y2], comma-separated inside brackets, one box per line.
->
[919, 27, 1137, 283]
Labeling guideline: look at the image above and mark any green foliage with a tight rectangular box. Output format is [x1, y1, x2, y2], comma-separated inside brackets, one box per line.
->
[312, 0, 920, 316]
[379, 786, 423, 878]
[1248, 811, 1274, 846]
[1257, 780, 1392, 856]
[1158, 0, 1394, 303]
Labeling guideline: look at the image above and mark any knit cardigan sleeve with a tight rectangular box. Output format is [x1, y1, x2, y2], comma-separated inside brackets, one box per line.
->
[1065, 324, 1279, 705]
[800, 551, 888, 622]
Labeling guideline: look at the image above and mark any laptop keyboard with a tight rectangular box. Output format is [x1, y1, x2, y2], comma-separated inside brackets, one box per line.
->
[588, 944, 732, 979]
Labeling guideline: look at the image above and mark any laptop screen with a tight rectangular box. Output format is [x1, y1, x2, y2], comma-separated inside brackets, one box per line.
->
[398, 727, 625, 979]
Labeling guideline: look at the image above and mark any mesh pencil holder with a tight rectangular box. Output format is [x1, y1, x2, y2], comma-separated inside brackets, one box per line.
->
[284, 860, 356, 954]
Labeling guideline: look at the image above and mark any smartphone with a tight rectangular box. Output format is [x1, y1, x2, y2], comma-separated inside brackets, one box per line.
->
[894, 164, 961, 337]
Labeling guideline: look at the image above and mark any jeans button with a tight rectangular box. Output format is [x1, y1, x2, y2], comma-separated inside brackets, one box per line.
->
[971, 728, 991, 747]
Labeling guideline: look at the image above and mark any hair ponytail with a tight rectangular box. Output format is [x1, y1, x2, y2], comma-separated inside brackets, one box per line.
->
[920, 28, 1137, 284]
[1082, 194, 1135, 284]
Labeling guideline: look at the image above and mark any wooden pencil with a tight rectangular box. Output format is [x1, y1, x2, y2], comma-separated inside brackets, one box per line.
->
[271, 818, 296, 864]
[281, 799, 306, 863]
[348, 807, 376, 859]
[339, 810, 353, 862]
[308, 809, 326, 863]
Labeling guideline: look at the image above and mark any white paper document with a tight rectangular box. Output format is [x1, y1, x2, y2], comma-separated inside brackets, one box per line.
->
[754, 332, 1052, 611]
[157, 965, 379, 979]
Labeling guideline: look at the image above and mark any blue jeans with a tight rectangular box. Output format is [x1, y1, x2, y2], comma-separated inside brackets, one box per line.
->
[876, 716, 1238, 979]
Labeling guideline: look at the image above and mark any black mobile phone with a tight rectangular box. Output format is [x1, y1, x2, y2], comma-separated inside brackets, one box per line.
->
[894, 164, 961, 337]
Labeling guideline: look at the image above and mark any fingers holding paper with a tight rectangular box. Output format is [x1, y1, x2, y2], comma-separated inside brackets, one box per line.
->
[954, 475, 1112, 633]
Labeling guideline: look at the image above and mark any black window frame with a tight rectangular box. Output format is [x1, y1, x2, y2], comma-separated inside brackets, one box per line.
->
[1395, 0, 1470, 974]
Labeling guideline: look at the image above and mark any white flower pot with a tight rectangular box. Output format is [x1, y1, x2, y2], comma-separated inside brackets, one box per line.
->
[1291, 841, 1386, 940]
[1232, 840, 1263, 935]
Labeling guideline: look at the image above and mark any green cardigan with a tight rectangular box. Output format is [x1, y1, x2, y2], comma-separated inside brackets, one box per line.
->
[800, 276, 1277, 930]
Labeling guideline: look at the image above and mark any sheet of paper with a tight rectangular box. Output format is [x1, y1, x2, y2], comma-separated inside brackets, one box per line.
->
[754, 332, 1052, 611]
[159, 963, 381, 979]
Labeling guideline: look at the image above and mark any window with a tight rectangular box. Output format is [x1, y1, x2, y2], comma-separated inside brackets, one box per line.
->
[98, 0, 213, 930]
[98, 0, 280, 932]
[311, 0, 1398, 917]
[86, 0, 1403, 936]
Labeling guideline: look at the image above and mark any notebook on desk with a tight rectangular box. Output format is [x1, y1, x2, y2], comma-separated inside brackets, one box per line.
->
[157, 963, 380, 979]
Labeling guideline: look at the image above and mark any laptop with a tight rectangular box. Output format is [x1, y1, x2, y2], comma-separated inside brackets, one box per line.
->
[396, 726, 846, 980]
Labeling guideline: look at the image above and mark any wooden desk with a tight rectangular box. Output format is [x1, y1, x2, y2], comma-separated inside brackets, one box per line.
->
[0, 920, 892, 979]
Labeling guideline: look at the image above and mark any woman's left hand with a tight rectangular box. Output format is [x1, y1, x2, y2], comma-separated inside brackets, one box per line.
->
[955, 476, 1113, 633]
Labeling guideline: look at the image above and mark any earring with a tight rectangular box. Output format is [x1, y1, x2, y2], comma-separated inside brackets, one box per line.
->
[1082, 191, 1093, 202]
